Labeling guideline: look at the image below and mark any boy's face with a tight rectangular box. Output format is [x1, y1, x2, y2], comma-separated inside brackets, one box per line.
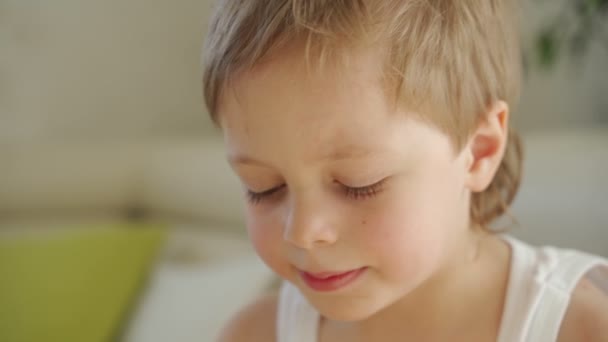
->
[219, 46, 475, 321]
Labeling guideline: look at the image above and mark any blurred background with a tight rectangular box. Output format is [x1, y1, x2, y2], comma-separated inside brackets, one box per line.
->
[0, 0, 606, 341]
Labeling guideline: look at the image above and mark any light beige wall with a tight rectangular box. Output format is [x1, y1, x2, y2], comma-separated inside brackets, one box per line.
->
[1, 0, 606, 145]
[1, 0, 217, 144]
[516, 0, 608, 130]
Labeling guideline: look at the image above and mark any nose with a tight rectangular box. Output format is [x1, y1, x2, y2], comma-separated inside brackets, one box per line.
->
[283, 195, 338, 249]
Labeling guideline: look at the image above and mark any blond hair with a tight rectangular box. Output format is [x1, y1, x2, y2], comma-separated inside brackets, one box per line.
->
[202, 0, 523, 228]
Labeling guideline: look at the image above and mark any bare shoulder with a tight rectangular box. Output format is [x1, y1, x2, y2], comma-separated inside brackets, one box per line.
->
[558, 276, 608, 342]
[217, 294, 278, 342]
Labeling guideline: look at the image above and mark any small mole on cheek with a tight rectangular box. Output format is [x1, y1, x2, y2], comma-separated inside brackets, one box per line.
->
[361, 220, 367, 225]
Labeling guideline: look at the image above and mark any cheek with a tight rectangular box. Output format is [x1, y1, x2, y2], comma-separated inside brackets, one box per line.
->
[246, 208, 292, 278]
[355, 183, 453, 278]
[364, 205, 443, 265]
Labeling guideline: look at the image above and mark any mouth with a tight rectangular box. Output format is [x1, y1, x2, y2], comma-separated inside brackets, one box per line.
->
[299, 267, 367, 292]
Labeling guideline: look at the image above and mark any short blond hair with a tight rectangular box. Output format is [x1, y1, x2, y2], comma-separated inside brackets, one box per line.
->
[202, 0, 523, 228]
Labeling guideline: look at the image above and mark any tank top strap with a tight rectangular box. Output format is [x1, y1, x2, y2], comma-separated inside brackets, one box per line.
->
[497, 236, 544, 342]
[525, 249, 608, 341]
[498, 236, 608, 341]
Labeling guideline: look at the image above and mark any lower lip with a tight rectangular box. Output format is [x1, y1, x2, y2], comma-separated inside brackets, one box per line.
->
[300, 267, 367, 292]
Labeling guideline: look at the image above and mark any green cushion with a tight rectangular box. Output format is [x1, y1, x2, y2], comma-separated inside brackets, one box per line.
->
[0, 224, 166, 342]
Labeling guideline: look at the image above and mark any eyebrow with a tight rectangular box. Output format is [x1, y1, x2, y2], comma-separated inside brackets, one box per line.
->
[228, 145, 381, 167]
[324, 147, 378, 161]
[228, 154, 270, 167]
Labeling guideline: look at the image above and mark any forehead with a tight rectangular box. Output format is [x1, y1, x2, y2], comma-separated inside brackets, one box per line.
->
[217, 46, 425, 165]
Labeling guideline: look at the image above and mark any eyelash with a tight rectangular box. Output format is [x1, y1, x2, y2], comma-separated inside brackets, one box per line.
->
[344, 180, 385, 200]
[246, 180, 385, 205]
[246, 186, 284, 205]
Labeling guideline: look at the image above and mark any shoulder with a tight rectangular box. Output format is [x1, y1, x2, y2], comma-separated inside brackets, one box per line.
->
[558, 276, 608, 342]
[217, 293, 278, 342]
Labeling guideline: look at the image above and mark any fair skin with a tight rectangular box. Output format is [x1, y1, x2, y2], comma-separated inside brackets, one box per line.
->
[216, 45, 608, 341]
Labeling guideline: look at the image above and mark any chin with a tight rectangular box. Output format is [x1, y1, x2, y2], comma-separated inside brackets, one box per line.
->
[307, 293, 387, 322]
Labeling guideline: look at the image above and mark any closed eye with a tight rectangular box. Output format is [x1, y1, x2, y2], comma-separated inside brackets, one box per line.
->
[246, 179, 386, 205]
[342, 179, 386, 200]
[246, 185, 285, 204]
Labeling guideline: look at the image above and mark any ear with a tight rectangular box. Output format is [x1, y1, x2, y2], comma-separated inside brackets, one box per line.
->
[464, 101, 509, 193]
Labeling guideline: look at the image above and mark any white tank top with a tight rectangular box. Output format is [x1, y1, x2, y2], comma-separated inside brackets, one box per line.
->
[276, 236, 608, 342]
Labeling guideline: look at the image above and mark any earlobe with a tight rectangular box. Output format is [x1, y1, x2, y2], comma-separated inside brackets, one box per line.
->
[465, 101, 509, 193]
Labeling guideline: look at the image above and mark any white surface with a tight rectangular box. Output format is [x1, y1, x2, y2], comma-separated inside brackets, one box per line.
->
[124, 226, 274, 342]
[124, 256, 272, 342]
